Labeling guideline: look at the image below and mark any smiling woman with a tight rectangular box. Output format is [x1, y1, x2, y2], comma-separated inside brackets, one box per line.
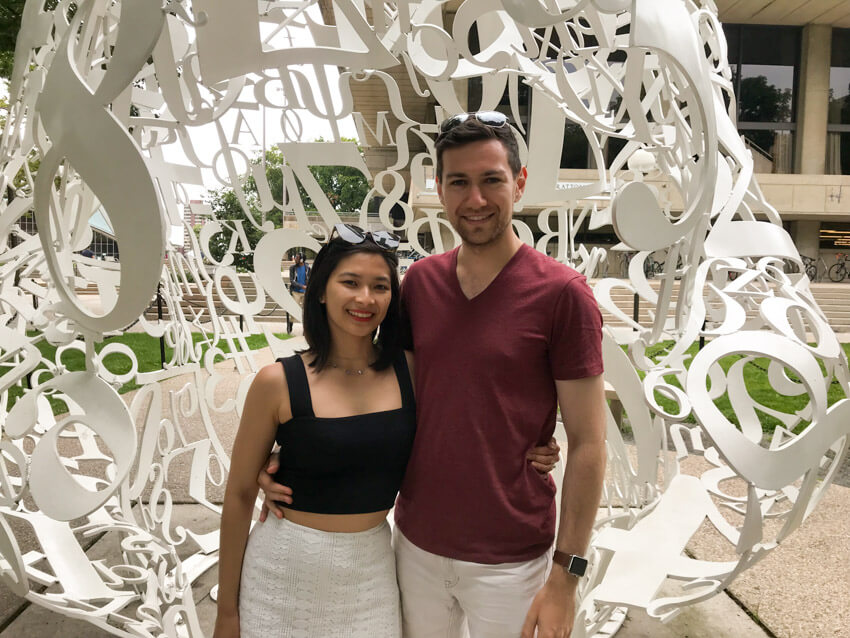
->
[214, 228, 415, 638]
[301, 228, 402, 371]
[322, 252, 393, 341]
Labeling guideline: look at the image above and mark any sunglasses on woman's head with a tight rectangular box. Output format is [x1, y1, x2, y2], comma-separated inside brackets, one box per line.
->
[331, 223, 400, 252]
[438, 111, 509, 135]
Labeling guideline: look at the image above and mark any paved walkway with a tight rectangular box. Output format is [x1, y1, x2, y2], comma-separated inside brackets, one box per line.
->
[0, 325, 847, 637]
[0, 500, 776, 638]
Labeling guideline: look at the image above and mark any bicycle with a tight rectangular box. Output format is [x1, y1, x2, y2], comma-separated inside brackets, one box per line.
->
[643, 256, 663, 278]
[642, 252, 682, 279]
[800, 254, 818, 282]
[828, 253, 850, 282]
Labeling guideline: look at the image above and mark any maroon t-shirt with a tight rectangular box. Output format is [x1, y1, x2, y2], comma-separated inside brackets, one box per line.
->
[394, 244, 603, 564]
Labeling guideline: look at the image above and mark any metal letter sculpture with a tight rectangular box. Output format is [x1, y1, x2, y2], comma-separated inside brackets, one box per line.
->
[0, 1, 847, 636]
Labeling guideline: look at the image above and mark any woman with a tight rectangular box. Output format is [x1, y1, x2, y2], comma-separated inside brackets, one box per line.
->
[214, 224, 558, 638]
[215, 224, 411, 638]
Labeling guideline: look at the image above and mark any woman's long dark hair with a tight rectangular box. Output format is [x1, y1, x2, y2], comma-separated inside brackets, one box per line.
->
[301, 236, 401, 372]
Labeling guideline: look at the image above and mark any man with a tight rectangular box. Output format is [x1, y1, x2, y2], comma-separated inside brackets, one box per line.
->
[289, 252, 309, 303]
[287, 252, 309, 332]
[263, 113, 606, 637]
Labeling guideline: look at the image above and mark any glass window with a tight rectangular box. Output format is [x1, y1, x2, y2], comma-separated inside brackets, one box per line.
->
[723, 24, 801, 174]
[820, 222, 850, 251]
[826, 131, 850, 175]
[827, 29, 850, 175]
[561, 122, 590, 168]
[828, 29, 850, 125]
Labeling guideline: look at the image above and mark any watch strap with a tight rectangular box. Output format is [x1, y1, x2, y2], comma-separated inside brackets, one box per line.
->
[553, 550, 588, 577]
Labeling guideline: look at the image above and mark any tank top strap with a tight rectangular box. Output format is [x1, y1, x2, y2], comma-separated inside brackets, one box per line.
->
[278, 354, 314, 418]
[392, 352, 416, 410]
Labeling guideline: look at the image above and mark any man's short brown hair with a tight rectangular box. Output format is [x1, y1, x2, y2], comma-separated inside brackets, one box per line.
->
[434, 117, 522, 181]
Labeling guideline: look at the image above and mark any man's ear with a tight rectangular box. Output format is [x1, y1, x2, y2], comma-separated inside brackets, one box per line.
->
[514, 166, 527, 202]
[436, 177, 444, 205]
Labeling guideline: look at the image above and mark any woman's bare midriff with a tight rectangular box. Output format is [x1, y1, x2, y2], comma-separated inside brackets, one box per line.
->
[281, 507, 391, 533]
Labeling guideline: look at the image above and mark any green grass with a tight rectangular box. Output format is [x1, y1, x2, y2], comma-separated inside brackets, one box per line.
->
[630, 341, 850, 435]
[7, 331, 847, 434]
[4, 330, 290, 413]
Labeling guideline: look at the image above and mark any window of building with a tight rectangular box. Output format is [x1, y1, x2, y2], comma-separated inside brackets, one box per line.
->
[827, 28, 850, 175]
[724, 24, 800, 174]
[820, 223, 850, 283]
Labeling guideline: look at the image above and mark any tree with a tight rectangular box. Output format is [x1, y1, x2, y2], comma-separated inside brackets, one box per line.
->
[205, 142, 370, 271]
[205, 150, 283, 271]
[736, 75, 792, 156]
[299, 139, 372, 213]
[1, 92, 41, 204]
[0, 1, 74, 80]
[0, 0, 25, 80]
[738, 75, 792, 124]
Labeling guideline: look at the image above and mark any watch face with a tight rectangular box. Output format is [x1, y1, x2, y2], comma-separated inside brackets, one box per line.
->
[569, 555, 588, 577]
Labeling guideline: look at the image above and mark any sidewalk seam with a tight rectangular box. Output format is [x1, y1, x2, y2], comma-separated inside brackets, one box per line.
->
[723, 587, 779, 638]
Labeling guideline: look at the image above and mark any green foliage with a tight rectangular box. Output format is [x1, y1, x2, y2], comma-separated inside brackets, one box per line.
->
[736, 75, 793, 154]
[0, 0, 76, 79]
[298, 138, 371, 213]
[625, 342, 849, 436]
[206, 141, 370, 271]
[0, 51, 13, 81]
[1, 92, 41, 209]
[205, 148, 285, 270]
[0, 0, 25, 79]
[205, 185, 270, 271]
[4, 330, 290, 414]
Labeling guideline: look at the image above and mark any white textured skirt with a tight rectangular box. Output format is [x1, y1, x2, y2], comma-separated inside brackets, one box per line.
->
[239, 516, 401, 638]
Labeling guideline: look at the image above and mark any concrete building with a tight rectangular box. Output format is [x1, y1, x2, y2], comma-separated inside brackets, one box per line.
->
[330, 1, 850, 280]
[714, 1, 850, 279]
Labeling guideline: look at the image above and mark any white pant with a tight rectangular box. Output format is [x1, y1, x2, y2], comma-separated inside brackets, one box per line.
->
[393, 527, 552, 638]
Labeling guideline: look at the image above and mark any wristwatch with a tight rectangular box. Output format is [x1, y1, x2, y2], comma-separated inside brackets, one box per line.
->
[553, 550, 588, 578]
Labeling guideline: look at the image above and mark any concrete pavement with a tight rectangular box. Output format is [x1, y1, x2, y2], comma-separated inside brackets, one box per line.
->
[0, 498, 778, 638]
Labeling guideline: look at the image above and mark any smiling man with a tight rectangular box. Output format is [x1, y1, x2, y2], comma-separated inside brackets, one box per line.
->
[392, 113, 607, 638]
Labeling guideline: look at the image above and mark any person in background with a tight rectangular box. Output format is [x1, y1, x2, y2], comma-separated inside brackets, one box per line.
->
[287, 252, 310, 333]
[289, 251, 310, 305]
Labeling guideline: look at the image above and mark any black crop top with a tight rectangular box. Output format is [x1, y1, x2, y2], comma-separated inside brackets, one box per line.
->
[273, 353, 416, 514]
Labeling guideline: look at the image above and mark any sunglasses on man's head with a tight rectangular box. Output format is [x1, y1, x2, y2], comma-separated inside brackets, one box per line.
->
[331, 223, 400, 252]
[438, 111, 509, 135]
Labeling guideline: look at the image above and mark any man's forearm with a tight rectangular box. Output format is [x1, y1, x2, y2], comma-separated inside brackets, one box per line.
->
[520, 437, 605, 638]
[521, 375, 606, 637]
[554, 437, 606, 564]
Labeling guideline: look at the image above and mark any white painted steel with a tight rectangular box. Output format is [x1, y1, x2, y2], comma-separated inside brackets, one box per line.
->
[0, 1, 847, 636]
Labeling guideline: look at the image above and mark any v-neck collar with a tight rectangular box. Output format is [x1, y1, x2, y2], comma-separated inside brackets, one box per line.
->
[451, 243, 528, 302]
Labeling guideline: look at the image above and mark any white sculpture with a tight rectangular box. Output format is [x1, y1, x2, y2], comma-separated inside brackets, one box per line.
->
[0, 1, 847, 636]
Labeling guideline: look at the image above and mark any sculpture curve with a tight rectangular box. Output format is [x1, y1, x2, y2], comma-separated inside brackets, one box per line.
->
[0, 1, 847, 635]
